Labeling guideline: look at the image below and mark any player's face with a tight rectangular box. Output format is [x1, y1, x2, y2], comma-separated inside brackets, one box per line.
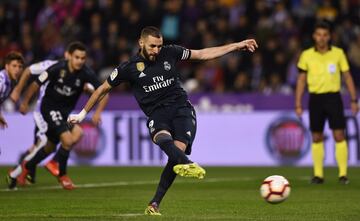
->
[5, 60, 23, 81]
[69, 49, 86, 71]
[313, 28, 330, 48]
[139, 35, 163, 61]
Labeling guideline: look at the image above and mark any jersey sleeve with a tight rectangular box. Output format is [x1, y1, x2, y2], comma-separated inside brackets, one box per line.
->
[167, 45, 191, 62]
[35, 63, 58, 85]
[297, 51, 308, 72]
[106, 61, 131, 87]
[29, 60, 55, 75]
[339, 49, 350, 72]
[35, 71, 50, 85]
[84, 67, 101, 89]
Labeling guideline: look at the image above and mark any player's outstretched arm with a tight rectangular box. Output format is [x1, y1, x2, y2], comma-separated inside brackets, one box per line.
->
[10, 67, 31, 103]
[189, 39, 258, 60]
[19, 81, 40, 115]
[68, 81, 112, 124]
[91, 92, 109, 125]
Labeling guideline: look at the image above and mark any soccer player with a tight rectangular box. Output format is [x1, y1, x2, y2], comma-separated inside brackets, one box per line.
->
[7, 42, 109, 190]
[9, 53, 98, 185]
[68, 26, 258, 215]
[0, 52, 24, 128]
[295, 21, 358, 184]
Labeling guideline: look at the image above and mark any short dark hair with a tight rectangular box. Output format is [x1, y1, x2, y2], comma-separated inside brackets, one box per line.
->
[4, 51, 24, 65]
[140, 26, 162, 39]
[314, 20, 331, 32]
[66, 41, 87, 54]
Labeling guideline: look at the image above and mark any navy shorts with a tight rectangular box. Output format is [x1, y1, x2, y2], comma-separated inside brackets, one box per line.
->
[309, 92, 346, 132]
[40, 106, 71, 144]
[147, 101, 197, 155]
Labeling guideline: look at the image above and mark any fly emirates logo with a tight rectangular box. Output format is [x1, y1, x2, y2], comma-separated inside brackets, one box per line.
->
[143, 76, 175, 93]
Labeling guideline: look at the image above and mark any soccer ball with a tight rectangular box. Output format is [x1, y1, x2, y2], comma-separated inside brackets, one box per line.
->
[260, 175, 291, 204]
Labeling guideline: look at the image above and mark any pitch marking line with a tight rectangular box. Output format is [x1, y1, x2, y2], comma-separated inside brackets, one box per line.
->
[0, 213, 145, 218]
[1, 177, 241, 192]
[1, 176, 310, 192]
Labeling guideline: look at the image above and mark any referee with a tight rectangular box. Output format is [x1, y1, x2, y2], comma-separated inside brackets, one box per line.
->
[295, 21, 358, 184]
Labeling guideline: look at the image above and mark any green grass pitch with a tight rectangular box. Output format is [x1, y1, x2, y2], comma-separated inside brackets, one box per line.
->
[0, 166, 359, 221]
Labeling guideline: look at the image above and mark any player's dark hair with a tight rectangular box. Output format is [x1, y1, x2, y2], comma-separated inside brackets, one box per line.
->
[141, 26, 162, 39]
[314, 20, 332, 33]
[66, 41, 87, 54]
[4, 51, 24, 65]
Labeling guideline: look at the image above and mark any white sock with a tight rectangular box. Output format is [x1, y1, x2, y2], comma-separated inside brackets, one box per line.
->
[10, 165, 22, 178]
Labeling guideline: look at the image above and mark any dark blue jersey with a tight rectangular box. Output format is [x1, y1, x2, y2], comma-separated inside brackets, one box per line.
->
[107, 45, 191, 116]
[36, 60, 100, 115]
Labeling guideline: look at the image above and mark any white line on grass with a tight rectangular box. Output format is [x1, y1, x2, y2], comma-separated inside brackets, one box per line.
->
[1, 177, 241, 192]
[0, 213, 145, 218]
[1, 176, 314, 192]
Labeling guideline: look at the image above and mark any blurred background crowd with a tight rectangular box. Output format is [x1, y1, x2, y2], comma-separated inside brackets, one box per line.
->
[1, 0, 360, 94]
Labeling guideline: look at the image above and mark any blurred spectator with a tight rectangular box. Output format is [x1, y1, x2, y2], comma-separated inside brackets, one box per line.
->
[233, 71, 251, 93]
[161, 0, 183, 44]
[0, 0, 359, 95]
[316, 0, 338, 22]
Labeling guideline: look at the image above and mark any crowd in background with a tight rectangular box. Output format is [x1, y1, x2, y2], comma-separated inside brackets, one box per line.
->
[1, 0, 360, 94]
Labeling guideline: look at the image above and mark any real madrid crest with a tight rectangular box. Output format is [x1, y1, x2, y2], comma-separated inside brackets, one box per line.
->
[60, 69, 66, 78]
[75, 78, 81, 87]
[136, 62, 145, 72]
[164, 61, 171, 71]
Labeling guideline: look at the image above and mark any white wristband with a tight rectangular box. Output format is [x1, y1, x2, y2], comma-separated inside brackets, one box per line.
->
[78, 109, 88, 122]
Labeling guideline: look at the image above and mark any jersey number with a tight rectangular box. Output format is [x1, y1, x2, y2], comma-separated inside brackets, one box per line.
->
[50, 111, 63, 122]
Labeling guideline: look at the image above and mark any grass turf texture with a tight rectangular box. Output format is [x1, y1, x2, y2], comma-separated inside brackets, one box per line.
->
[0, 166, 359, 221]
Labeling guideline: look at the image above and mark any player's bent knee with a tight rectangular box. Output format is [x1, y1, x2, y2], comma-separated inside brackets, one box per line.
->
[72, 125, 84, 142]
[174, 140, 187, 152]
[312, 133, 323, 143]
[61, 138, 75, 149]
[153, 131, 172, 145]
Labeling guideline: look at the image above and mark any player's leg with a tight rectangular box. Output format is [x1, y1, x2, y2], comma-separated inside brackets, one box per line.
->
[327, 93, 348, 184]
[20, 109, 64, 183]
[7, 140, 57, 189]
[171, 104, 205, 178]
[46, 124, 83, 177]
[147, 107, 191, 164]
[56, 130, 76, 190]
[145, 159, 177, 216]
[309, 94, 326, 184]
[145, 104, 204, 215]
[333, 129, 348, 183]
[7, 121, 53, 189]
[153, 130, 192, 164]
[12, 112, 48, 185]
[310, 132, 325, 183]
[21, 123, 48, 183]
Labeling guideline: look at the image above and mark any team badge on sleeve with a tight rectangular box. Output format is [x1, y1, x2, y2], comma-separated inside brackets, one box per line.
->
[164, 61, 171, 71]
[38, 71, 48, 83]
[110, 68, 118, 81]
[60, 69, 66, 78]
[136, 62, 145, 72]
